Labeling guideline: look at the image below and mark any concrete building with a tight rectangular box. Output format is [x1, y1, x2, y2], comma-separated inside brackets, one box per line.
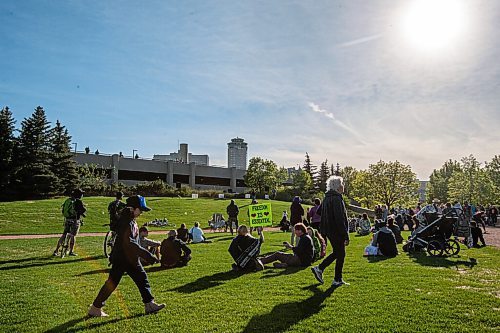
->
[227, 137, 247, 170]
[153, 143, 209, 166]
[73, 153, 245, 192]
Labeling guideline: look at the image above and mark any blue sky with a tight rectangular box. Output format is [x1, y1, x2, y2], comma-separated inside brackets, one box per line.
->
[1, 0, 499, 179]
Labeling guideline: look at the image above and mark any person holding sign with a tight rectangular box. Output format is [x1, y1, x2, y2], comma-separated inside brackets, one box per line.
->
[228, 225, 264, 272]
[258, 223, 314, 268]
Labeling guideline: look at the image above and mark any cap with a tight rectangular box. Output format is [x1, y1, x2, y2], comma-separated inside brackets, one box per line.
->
[126, 195, 151, 212]
[432, 198, 440, 204]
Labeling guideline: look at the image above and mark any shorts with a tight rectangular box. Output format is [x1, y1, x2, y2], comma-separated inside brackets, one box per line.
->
[64, 219, 80, 236]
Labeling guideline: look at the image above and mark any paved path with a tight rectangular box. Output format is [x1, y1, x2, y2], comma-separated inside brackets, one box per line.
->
[1, 226, 499, 248]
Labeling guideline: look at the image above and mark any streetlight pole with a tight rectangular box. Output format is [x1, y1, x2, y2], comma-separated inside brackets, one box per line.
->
[72, 142, 77, 153]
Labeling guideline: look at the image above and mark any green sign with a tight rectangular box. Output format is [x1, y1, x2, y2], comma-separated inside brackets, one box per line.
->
[248, 203, 273, 227]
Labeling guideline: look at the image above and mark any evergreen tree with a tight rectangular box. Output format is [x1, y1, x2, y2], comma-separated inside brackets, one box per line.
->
[303, 152, 317, 179]
[13, 106, 58, 198]
[50, 120, 79, 194]
[316, 159, 330, 192]
[0, 106, 16, 198]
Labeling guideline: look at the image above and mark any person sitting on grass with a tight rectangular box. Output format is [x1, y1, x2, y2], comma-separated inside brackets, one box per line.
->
[189, 222, 211, 243]
[371, 220, 398, 257]
[176, 223, 189, 243]
[387, 216, 403, 244]
[139, 226, 161, 265]
[279, 211, 291, 232]
[356, 213, 371, 236]
[228, 225, 264, 272]
[258, 223, 314, 268]
[160, 230, 192, 268]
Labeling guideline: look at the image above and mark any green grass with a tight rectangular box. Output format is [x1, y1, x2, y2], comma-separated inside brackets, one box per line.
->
[0, 197, 295, 235]
[0, 231, 499, 332]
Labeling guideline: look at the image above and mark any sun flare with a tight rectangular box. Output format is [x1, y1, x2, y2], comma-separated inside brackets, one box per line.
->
[401, 0, 466, 53]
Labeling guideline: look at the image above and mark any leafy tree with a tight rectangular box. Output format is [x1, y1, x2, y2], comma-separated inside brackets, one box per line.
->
[426, 159, 461, 203]
[351, 170, 374, 208]
[0, 106, 16, 197]
[339, 165, 358, 199]
[485, 155, 500, 203]
[77, 163, 109, 195]
[244, 157, 287, 194]
[12, 106, 58, 198]
[351, 160, 419, 209]
[50, 120, 79, 194]
[291, 169, 313, 197]
[447, 155, 495, 204]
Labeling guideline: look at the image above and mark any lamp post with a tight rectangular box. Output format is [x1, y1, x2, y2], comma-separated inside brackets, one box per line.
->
[72, 142, 77, 153]
[132, 149, 137, 159]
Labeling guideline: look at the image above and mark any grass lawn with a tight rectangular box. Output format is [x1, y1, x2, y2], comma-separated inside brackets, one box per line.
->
[0, 230, 499, 332]
[0, 197, 295, 235]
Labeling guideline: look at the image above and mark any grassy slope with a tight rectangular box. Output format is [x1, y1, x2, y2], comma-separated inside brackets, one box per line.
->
[0, 198, 295, 235]
[0, 231, 499, 332]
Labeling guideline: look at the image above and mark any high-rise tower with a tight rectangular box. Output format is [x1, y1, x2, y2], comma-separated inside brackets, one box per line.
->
[227, 137, 247, 170]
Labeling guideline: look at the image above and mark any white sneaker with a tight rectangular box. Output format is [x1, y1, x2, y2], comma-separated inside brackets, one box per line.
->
[311, 266, 324, 284]
[332, 279, 350, 287]
[145, 301, 166, 314]
[88, 305, 108, 317]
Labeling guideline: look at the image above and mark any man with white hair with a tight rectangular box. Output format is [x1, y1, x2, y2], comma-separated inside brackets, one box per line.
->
[311, 176, 350, 287]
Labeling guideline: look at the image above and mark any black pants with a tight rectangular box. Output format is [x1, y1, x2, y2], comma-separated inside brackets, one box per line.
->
[93, 261, 154, 308]
[471, 228, 486, 247]
[318, 237, 345, 281]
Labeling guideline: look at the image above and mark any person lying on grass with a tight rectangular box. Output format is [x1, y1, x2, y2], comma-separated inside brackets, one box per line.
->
[228, 225, 264, 272]
[88, 195, 165, 317]
[160, 229, 192, 268]
[258, 223, 314, 268]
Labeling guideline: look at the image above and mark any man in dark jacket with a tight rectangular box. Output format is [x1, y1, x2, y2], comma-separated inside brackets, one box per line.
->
[311, 176, 350, 287]
[259, 223, 314, 268]
[88, 195, 165, 317]
[228, 225, 264, 272]
[161, 230, 192, 268]
[226, 200, 240, 235]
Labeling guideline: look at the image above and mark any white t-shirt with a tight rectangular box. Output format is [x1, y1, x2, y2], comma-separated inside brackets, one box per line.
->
[190, 226, 205, 243]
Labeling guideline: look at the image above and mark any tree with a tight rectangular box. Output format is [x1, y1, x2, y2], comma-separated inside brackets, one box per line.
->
[426, 159, 461, 203]
[50, 120, 79, 194]
[303, 152, 317, 180]
[12, 106, 58, 198]
[316, 159, 330, 192]
[485, 155, 500, 203]
[244, 157, 287, 194]
[447, 155, 495, 204]
[339, 165, 358, 199]
[0, 106, 16, 197]
[291, 169, 313, 197]
[351, 160, 419, 209]
[77, 163, 109, 195]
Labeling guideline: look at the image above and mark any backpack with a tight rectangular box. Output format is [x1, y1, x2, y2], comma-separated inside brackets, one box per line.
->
[108, 200, 126, 231]
[62, 198, 76, 219]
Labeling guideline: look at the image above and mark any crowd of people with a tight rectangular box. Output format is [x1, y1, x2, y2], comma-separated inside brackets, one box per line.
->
[51, 178, 497, 319]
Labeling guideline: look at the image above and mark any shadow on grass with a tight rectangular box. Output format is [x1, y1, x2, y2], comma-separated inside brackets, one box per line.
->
[45, 313, 144, 333]
[366, 256, 393, 263]
[242, 285, 336, 333]
[0, 255, 105, 271]
[408, 253, 478, 269]
[76, 268, 110, 276]
[260, 266, 307, 279]
[171, 270, 243, 293]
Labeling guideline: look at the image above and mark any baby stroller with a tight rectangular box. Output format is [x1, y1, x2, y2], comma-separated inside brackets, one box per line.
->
[404, 211, 460, 257]
[208, 213, 226, 232]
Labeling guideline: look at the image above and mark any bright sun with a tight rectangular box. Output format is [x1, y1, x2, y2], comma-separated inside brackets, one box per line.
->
[401, 0, 466, 53]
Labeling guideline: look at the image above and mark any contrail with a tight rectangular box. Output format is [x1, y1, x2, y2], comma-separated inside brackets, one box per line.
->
[338, 34, 383, 47]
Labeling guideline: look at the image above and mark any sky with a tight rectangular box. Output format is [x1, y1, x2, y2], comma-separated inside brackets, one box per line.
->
[1, 0, 499, 179]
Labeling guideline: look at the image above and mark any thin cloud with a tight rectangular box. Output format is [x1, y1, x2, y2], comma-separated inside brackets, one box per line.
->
[338, 34, 383, 48]
[308, 102, 366, 145]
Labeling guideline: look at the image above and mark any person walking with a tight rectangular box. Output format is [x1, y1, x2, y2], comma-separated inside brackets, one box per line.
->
[88, 195, 165, 317]
[311, 176, 350, 287]
[290, 196, 305, 245]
